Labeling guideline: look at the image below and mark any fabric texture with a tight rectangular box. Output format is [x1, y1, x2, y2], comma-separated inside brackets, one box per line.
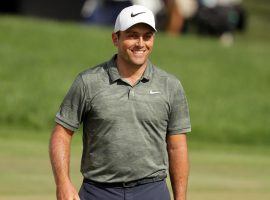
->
[55, 55, 191, 183]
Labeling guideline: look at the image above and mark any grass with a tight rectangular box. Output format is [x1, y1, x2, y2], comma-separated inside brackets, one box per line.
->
[0, 130, 269, 200]
[0, 1, 270, 199]
[188, 143, 270, 200]
[0, 12, 270, 145]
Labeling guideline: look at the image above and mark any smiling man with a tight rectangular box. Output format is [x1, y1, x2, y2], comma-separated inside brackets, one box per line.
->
[49, 5, 191, 200]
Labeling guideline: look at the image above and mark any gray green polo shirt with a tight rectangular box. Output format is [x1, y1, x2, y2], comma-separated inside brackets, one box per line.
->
[55, 55, 191, 183]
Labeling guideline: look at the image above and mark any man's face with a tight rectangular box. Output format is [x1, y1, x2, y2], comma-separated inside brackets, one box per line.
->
[112, 23, 155, 67]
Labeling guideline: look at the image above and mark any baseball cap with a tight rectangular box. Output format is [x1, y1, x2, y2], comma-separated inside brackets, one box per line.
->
[114, 5, 156, 33]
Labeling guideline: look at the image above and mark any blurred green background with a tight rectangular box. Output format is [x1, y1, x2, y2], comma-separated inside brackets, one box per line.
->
[0, 0, 269, 199]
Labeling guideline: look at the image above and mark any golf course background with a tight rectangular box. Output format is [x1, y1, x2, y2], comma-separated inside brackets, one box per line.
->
[0, 0, 269, 199]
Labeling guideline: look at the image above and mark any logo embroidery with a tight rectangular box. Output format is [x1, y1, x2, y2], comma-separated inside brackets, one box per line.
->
[149, 90, 161, 94]
[131, 12, 146, 17]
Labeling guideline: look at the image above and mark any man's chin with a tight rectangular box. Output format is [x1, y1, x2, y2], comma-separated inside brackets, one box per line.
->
[130, 58, 147, 67]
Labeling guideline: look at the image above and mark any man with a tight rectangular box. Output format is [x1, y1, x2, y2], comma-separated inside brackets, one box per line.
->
[49, 5, 191, 200]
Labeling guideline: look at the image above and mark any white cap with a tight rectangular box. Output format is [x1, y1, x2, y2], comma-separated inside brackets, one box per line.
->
[114, 5, 156, 33]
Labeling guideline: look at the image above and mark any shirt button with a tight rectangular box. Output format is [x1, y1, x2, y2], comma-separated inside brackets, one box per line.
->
[130, 89, 135, 97]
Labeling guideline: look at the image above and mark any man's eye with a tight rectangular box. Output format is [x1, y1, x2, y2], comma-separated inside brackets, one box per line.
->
[144, 34, 152, 40]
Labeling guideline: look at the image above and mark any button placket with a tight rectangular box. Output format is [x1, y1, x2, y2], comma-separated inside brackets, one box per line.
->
[128, 88, 135, 100]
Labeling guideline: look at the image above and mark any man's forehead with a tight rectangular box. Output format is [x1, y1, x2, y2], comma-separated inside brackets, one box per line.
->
[125, 23, 155, 33]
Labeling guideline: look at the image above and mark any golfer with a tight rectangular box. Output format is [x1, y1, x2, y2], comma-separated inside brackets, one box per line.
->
[49, 5, 191, 200]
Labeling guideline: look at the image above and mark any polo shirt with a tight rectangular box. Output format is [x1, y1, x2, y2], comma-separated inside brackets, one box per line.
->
[55, 55, 191, 183]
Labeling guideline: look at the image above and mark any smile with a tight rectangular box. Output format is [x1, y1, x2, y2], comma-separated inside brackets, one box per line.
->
[131, 49, 146, 55]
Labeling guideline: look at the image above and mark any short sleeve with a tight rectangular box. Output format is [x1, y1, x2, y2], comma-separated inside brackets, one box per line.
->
[167, 80, 191, 135]
[55, 74, 88, 131]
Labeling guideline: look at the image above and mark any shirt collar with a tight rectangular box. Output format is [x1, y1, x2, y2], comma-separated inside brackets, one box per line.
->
[107, 54, 152, 83]
[107, 55, 121, 83]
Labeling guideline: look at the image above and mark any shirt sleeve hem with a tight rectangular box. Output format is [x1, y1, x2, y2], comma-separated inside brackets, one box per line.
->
[55, 117, 78, 132]
[167, 127, 191, 135]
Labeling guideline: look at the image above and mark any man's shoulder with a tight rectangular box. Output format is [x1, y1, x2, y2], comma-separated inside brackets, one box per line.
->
[79, 61, 108, 78]
[152, 65, 180, 85]
[77, 60, 110, 85]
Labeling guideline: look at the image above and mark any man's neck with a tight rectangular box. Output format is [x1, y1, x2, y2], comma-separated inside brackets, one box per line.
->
[116, 56, 147, 86]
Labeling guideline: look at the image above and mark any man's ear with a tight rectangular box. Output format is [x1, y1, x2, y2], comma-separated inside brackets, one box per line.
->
[112, 33, 119, 47]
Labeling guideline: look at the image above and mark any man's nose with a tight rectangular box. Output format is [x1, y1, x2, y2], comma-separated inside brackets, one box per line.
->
[136, 36, 144, 47]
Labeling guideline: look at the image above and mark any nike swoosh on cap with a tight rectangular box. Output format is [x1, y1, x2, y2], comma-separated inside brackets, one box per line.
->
[131, 12, 146, 17]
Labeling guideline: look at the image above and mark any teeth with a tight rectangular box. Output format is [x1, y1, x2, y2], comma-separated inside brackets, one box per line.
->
[133, 50, 144, 54]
